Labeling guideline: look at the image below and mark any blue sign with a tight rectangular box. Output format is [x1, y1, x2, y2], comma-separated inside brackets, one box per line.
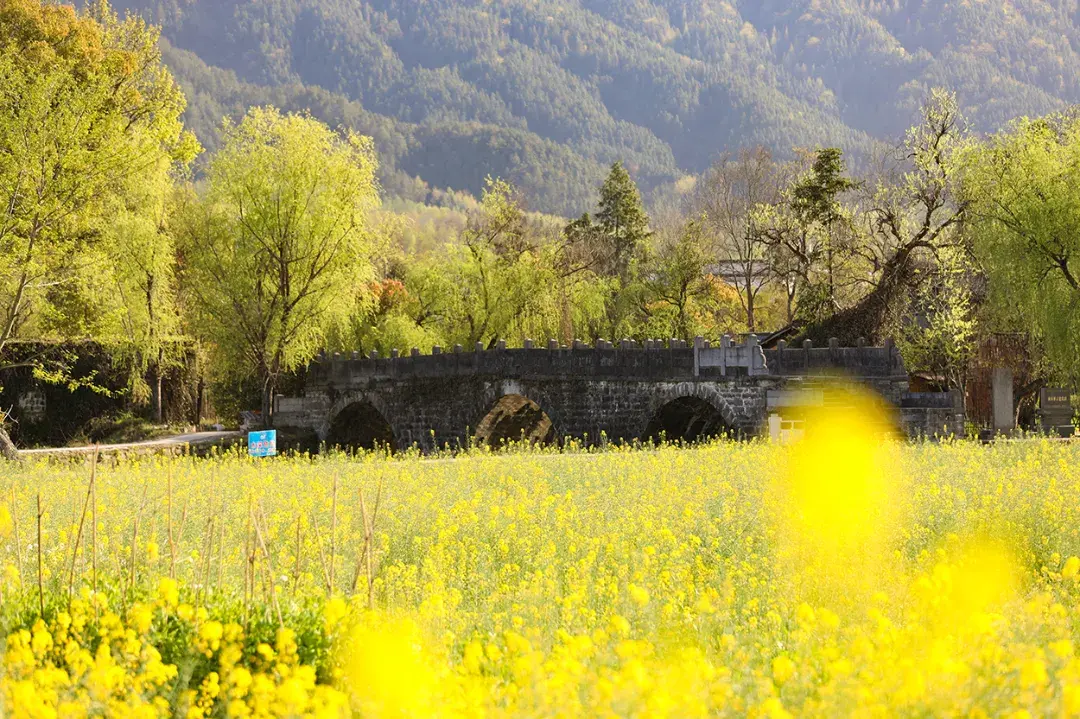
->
[248, 430, 277, 457]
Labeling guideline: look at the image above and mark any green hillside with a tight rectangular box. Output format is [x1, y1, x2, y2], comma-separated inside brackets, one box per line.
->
[114, 0, 1079, 214]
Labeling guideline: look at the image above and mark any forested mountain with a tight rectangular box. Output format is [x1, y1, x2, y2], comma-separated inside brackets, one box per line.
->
[113, 0, 1080, 215]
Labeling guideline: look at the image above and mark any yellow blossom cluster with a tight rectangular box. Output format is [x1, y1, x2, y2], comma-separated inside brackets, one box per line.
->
[3, 591, 175, 719]
[1, 585, 347, 718]
[2, 417, 1080, 717]
[182, 620, 347, 719]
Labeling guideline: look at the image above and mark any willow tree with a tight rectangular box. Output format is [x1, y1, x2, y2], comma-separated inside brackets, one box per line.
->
[962, 112, 1080, 381]
[180, 108, 381, 425]
[0, 0, 197, 456]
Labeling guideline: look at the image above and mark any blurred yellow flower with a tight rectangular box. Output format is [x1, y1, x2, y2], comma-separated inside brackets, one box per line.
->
[156, 577, 179, 608]
[343, 616, 435, 717]
[772, 654, 796, 685]
[1062, 555, 1080, 580]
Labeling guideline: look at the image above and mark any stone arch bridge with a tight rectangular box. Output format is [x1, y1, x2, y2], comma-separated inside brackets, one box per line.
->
[275, 337, 960, 451]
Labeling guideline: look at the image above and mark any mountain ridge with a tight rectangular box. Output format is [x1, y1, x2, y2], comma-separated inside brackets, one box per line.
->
[114, 0, 1080, 215]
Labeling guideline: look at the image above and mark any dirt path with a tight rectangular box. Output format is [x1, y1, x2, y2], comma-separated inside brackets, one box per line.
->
[19, 431, 244, 458]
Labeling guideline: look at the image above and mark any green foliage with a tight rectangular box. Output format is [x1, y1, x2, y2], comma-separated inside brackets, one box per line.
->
[178, 107, 382, 420]
[0, 0, 197, 369]
[761, 148, 859, 322]
[897, 248, 978, 393]
[641, 220, 744, 341]
[555, 164, 654, 339]
[962, 113, 1080, 381]
[596, 162, 652, 282]
[791, 149, 857, 234]
[422, 179, 562, 347]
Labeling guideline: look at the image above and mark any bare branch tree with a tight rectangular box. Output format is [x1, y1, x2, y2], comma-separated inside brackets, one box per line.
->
[694, 147, 784, 332]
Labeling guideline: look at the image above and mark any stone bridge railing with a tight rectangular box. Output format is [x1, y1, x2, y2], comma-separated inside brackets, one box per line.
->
[763, 338, 905, 377]
[273, 336, 947, 449]
[301, 336, 905, 390]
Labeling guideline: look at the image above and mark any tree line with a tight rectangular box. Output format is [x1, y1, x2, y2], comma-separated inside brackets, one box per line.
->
[1, 0, 1078, 453]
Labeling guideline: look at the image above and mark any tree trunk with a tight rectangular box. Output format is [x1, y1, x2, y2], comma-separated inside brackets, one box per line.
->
[0, 425, 20, 462]
[195, 376, 205, 426]
[262, 377, 275, 429]
[827, 245, 836, 310]
[151, 366, 163, 424]
[801, 246, 919, 345]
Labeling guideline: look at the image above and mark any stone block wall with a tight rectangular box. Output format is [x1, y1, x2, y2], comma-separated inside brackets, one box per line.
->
[900, 407, 967, 439]
[0, 341, 207, 446]
[274, 340, 954, 452]
[275, 375, 772, 452]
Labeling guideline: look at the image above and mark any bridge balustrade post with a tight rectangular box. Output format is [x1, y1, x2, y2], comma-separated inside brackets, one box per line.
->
[828, 337, 839, 367]
[453, 344, 463, 353]
[497, 339, 506, 350]
[432, 346, 442, 355]
[524, 339, 534, 349]
[776, 340, 786, 373]
[748, 335, 763, 376]
[391, 349, 399, 358]
[333, 352, 341, 362]
[720, 335, 732, 376]
[548, 339, 559, 350]
[411, 348, 420, 357]
[351, 351, 359, 360]
[803, 340, 812, 372]
[693, 336, 704, 377]
[369, 350, 379, 360]
[474, 342, 483, 352]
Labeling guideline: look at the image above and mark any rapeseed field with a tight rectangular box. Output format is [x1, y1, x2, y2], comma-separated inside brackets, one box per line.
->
[2, 406, 1079, 717]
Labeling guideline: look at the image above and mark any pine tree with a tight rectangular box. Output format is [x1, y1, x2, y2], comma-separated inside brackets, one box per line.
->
[790, 148, 857, 312]
[596, 162, 651, 282]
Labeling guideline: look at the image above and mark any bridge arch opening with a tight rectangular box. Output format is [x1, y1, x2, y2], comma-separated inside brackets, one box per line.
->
[327, 401, 396, 453]
[645, 396, 733, 445]
[475, 395, 556, 449]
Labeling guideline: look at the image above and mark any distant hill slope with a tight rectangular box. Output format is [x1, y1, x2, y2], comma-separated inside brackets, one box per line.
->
[115, 0, 1080, 215]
